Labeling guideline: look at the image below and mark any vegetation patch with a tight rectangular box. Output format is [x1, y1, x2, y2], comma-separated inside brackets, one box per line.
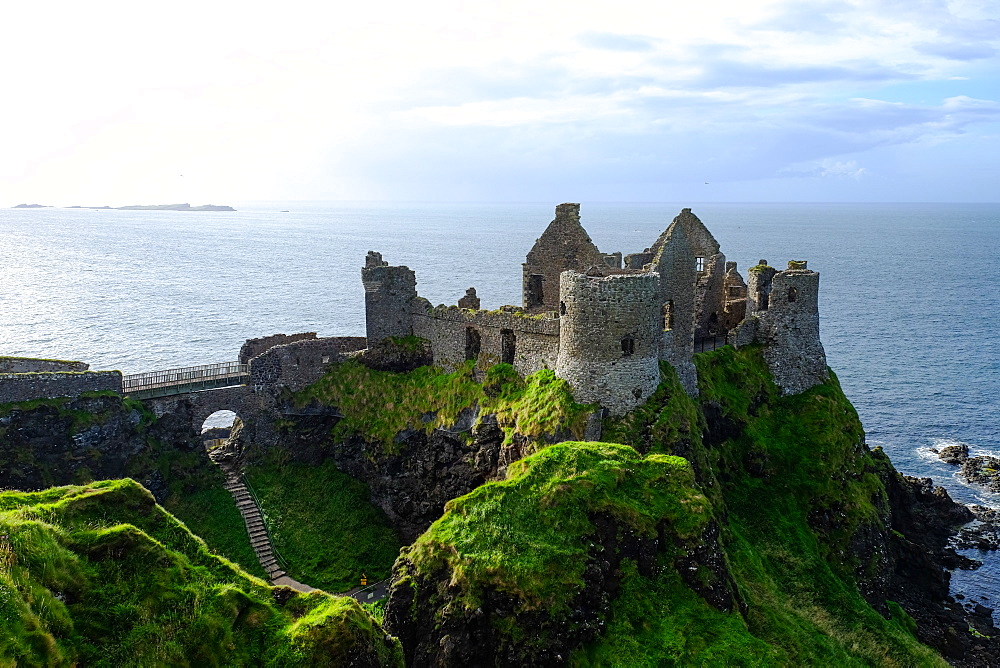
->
[406, 441, 711, 613]
[245, 458, 401, 592]
[0, 479, 402, 666]
[292, 360, 593, 452]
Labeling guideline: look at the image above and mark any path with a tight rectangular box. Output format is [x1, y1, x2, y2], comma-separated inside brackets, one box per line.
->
[210, 447, 387, 601]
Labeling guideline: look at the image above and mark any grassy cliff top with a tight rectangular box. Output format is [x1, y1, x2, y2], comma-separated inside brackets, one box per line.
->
[293, 360, 594, 451]
[404, 441, 711, 612]
[0, 479, 402, 666]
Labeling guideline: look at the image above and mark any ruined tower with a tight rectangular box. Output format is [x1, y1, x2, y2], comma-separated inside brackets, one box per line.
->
[361, 251, 417, 346]
[522, 203, 605, 313]
[555, 270, 661, 416]
[733, 261, 828, 395]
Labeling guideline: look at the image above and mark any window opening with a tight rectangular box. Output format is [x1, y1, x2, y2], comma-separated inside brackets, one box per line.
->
[526, 274, 544, 309]
[621, 335, 635, 356]
[465, 327, 481, 361]
[787, 287, 798, 303]
[663, 300, 674, 331]
[695, 256, 705, 272]
[500, 329, 516, 365]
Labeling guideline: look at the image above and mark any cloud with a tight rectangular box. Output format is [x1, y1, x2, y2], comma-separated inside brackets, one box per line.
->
[782, 159, 869, 180]
[577, 32, 656, 52]
[914, 41, 997, 60]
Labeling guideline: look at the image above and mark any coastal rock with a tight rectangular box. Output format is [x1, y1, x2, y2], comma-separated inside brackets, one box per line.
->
[938, 442, 970, 464]
[960, 457, 1000, 494]
[0, 393, 207, 501]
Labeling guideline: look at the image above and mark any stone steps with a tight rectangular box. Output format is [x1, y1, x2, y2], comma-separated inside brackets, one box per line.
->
[217, 469, 287, 583]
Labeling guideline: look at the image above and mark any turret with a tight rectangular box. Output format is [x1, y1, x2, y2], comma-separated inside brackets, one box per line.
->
[555, 270, 661, 416]
[361, 251, 417, 345]
[733, 260, 828, 395]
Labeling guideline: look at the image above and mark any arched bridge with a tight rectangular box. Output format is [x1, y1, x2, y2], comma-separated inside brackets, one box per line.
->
[123, 361, 249, 400]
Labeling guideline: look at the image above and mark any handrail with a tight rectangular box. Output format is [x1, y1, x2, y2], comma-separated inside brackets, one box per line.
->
[123, 362, 247, 392]
[240, 473, 290, 572]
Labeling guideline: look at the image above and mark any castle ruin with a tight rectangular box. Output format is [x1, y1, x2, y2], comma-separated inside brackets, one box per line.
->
[364, 204, 828, 415]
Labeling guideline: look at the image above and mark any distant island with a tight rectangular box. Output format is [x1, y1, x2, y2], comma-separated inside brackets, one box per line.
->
[12, 203, 50, 208]
[68, 203, 236, 211]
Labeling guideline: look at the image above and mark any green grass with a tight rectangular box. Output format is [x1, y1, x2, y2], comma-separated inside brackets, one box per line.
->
[0, 479, 403, 667]
[403, 441, 711, 614]
[245, 458, 402, 593]
[161, 480, 266, 580]
[292, 360, 594, 452]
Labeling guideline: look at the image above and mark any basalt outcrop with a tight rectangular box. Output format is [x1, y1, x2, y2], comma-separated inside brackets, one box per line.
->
[0, 392, 208, 501]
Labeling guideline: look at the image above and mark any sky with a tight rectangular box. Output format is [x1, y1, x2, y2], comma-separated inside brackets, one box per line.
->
[1, 0, 998, 204]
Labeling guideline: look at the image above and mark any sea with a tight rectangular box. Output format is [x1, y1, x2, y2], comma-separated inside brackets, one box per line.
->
[1, 201, 998, 612]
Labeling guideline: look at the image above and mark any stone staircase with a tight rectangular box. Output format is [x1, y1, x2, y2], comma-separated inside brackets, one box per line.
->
[221, 471, 286, 581]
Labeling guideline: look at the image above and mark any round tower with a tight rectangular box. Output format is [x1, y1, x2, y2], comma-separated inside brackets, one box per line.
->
[555, 270, 661, 416]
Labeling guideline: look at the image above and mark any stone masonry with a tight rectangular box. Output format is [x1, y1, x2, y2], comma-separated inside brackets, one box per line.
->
[363, 203, 828, 416]
[0, 357, 89, 373]
[0, 371, 123, 404]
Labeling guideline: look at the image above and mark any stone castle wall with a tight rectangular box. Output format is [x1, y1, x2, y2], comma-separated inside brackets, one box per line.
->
[0, 371, 123, 404]
[239, 333, 317, 364]
[522, 203, 606, 312]
[555, 271, 661, 416]
[249, 337, 367, 393]
[733, 263, 827, 395]
[412, 306, 559, 376]
[651, 217, 698, 395]
[0, 357, 90, 373]
[362, 252, 418, 345]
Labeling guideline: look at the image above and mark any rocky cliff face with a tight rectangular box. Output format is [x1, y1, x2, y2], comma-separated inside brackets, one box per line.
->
[262, 346, 999, 665]
[0, 392, 207, 501]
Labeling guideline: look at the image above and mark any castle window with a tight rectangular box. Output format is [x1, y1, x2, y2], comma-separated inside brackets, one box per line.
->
[695, 256, 705, 272]
[663, 300, 674, 331]
[758, 290, 769, 310]
[500, 329, 516, 365]
[728, 286, 742, 297]
[465, 327, 481, 361]
[621, 335, 635, 356]
[526, 274, 544, 309]
[787, 287, 798, 303]
[559, 301, 566, 315]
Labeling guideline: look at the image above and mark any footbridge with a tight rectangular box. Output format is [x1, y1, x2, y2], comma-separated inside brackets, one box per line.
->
[123, 361, 249, 400]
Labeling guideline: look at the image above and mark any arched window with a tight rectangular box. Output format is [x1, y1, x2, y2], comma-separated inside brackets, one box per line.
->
[621, 335, 635, 356]
[560, 301, 566, 315]
[787, 287, 798, 303]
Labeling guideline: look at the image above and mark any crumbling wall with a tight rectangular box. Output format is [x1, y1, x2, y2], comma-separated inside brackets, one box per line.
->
[555, 271, 661, 416]
[0, 357, 89, 373]
[0, 371, 123, 404]
[650, 214, 698, 395]
[238, 333, 317, 364]
[733, 262, 828, 395]
[522, 203, 606, 313]
[362, 251, 418, 345]
[249, 337, 365, 393]
[412, 307, 559, 377]
[720, 261, 748, 331]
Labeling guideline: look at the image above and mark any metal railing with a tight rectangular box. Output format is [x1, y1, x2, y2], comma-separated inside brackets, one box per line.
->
[241, 473, 290, 573]
[122, 361, 248, 399]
